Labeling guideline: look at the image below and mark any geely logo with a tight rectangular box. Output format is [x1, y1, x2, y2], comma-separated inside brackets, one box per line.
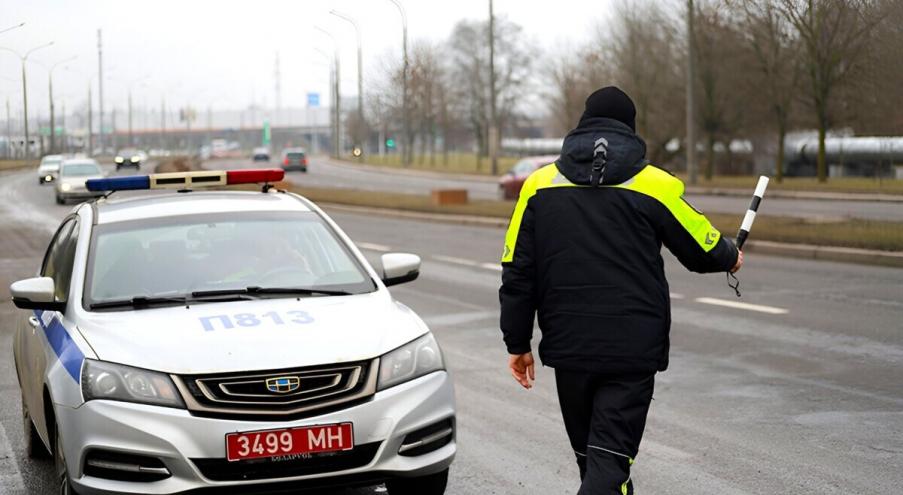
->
[266, 376, 301, 394]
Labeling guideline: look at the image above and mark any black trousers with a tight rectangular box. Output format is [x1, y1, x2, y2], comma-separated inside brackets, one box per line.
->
[555, 369, 655, 495]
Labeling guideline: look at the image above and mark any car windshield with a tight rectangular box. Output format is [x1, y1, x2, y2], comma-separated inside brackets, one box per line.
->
[287, 152, 305, 159]
[85, 211, 375, 307]
[512, 160, 536, 175]
[118, 149, 138, 156]
[61, 163, 102, 176]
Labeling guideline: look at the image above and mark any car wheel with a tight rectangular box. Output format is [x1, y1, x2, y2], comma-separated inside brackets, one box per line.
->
[386, 468, 449, 495]
[22, 401, 50, 459]
[53, 420, 77, 495]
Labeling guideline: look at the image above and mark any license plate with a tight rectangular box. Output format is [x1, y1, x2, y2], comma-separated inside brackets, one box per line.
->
[225, 423, 354, 462]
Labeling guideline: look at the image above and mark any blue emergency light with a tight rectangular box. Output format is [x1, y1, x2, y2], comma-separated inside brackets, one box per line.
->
[86, 169, 285, 192]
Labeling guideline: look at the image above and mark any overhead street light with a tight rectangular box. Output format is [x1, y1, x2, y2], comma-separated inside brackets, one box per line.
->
[34, 55, 78, 154]
[0, 22, 25, 36]
[329, 9, 365, 158]
[316, 25, 342, 159]
[386, 0, 410, 166]
[0, 40, 55, 160]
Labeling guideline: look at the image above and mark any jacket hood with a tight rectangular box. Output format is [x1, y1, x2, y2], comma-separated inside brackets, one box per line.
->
[556, 117, 647, 186]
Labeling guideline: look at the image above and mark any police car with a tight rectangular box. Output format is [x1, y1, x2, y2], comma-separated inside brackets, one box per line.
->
[10, 169, 455, 494]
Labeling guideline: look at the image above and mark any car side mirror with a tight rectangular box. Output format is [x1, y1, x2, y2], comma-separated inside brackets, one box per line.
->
[381, 253, 420, 287]
[10, 277, 64, 311]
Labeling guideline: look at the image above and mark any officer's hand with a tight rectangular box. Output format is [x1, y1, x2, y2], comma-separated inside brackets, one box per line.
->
[731, 250, 744, 273]
[508, 352, 535, 389]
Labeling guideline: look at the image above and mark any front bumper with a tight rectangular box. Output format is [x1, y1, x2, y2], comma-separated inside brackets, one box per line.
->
[58, 371, 455, 494]
[58, 190, 104, 200]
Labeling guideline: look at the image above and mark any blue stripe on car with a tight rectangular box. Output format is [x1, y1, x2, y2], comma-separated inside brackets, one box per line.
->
[34, 310, 84, 382]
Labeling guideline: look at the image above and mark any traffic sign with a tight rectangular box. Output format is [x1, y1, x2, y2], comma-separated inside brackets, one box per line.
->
[307, 92, 320, 108]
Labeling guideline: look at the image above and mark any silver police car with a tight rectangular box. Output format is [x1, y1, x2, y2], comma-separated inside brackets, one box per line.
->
[10, 170, 455, 494]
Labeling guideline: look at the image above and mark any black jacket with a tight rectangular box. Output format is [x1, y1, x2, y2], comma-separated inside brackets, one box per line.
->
[499, 118, 738, 374]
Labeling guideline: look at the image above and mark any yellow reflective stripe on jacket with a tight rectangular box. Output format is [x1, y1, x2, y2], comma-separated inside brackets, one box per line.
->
[501, 164, 570, 263]
[613, 165, 722, 252]
[500, 163, 721, 263]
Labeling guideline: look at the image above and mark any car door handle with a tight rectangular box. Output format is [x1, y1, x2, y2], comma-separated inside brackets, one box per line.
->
[28, 316, 40, 329]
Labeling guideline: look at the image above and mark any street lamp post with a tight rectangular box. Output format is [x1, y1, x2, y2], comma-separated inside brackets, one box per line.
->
[330, 10, 364, 158]
[125, 75, 150, 146]
[316, 26, 341, 159]
[387, 0, 409, 166]
[0, 41, 55, 160]
[40, 55, 78, 154]
[0, 22, 25, 36]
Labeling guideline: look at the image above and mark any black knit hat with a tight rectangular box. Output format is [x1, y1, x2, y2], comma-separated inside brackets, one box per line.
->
[579, 86, 636, 131]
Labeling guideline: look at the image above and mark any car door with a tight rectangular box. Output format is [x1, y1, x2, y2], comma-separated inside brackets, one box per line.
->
[19, 217, 79, 425]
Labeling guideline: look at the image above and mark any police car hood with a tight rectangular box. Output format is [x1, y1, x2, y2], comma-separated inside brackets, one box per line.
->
[556, 117, 647, 186]
[75, 292, 428, 374]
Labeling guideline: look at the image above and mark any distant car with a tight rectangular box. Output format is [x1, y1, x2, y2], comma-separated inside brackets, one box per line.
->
[114, 148, 144, 170]
[55, 158, 105, 204]
[37, 154, 64, 184]
[252, 147, 271, 162]
[281, 148, 308, 172]
[498, 155, 560, 200]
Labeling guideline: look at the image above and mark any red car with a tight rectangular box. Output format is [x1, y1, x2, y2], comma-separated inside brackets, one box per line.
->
[498, 155, 559, 200]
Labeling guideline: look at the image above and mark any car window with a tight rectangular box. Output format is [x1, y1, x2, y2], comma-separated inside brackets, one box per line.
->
[85, 212, 375, 306]
[512, 160, 535, 175]
[287, 152, 305, 159]
[61, 163, 101, 176]
[41, 218, 80, 302]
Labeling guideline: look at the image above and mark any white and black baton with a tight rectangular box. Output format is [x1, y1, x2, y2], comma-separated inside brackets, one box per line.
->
[728, 176, 769, 297]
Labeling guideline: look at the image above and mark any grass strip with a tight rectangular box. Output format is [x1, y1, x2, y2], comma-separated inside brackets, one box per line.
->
[0, 159, 34, 172]
[282, 183, 903, 252]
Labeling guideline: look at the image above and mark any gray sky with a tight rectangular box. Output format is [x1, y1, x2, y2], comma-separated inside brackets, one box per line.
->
[0, 0, 619, 118]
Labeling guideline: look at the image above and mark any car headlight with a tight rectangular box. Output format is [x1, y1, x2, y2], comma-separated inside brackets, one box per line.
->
[60, 183, 72, 192]
[81, 359, 185, 408]
[378, 333, 444, 391]
[44, 175, 53, 182]
[114, 156, 124, 163]
[130, 156, 140, 162]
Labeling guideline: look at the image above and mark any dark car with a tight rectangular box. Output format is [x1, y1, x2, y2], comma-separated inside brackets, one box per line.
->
[252, 147, 271, 162]
[114, 148, 143, 170]
[498, 155, 559, 200]
[281, 148, 308, 172]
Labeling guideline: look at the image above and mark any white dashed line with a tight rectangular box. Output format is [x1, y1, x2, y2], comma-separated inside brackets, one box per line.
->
[357, 242, 392, 252]
[480, 263, 503, 272]
[432, 255, 480, 267]
[670, 293, 685, 299]
[695, 297, 789, 315]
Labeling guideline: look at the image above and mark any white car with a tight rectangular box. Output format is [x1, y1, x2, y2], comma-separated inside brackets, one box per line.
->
[55, 159, 106, 205]
[11, 169, 455, 495]
[38, 154, 65, 184]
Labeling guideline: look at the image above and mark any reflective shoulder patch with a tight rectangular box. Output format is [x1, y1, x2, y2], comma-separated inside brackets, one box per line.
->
[613, 165, 722, 252]
[501, 163, 565, 263]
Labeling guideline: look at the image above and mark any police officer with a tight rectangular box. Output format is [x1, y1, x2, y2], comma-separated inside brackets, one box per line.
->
[499, 86, 742, 494]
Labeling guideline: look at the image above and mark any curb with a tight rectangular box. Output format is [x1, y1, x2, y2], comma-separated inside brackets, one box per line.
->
[322, 157, 500, 183]
[317, 202, 903, 268]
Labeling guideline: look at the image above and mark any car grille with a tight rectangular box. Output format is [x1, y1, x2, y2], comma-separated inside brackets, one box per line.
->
[191, 442, 381, 482]
[172, 359, 378, 419]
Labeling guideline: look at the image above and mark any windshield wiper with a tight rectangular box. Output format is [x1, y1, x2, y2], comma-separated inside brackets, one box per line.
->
[90, 293, 254, 310]
[89, 296, 189, 310]
[192, 286, 353, 298]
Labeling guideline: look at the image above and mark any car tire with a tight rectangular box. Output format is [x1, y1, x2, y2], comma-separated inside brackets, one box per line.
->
[386, 468, 449, 495]
[52, 420, 77, 495]
[22, 401, 50, 459]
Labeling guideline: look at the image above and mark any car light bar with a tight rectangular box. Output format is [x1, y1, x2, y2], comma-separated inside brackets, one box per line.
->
[86, 169, 284, 192]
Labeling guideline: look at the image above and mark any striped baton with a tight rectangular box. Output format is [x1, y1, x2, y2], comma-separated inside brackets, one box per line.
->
[735, 176, 769, 249]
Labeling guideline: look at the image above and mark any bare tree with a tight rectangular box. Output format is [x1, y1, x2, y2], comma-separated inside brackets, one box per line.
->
[735, 0, 801, 182]
[778, 0, 881, 182]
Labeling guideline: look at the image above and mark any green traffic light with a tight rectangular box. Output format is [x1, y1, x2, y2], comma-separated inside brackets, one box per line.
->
[386, 138, 396, 149]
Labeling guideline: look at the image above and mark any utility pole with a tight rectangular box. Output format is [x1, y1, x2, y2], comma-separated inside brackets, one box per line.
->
[160, 95, 166, 150]
[316, 26, 341, 158]
[330, 10, 364, 158]
[488, 0, 499, 175]
[0, 41, 54, 160]
[274, 51, 281, 125]
[5, 98, 11, 159]
[97, 29, 105, 154]
[49, 74, 55, 153]
[686, 0, 698, 185]
[87, 84, 93, 153]
[388, 0, 410, 166]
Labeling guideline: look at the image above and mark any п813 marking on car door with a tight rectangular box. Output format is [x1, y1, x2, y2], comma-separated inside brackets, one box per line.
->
[199, 310, 315, 332]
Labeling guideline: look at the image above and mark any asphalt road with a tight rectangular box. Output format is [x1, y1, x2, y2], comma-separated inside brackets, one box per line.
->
[216, 156, 903, 222]
[1, 166, 902, 494]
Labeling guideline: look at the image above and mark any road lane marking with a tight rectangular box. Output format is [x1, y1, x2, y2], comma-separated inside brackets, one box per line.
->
[480, 262, 503, 272]
[356, 242, 392, 252]
[432, 255, 480, 267]
[695, 297, 789, 315]
[670, 293, 685, 299]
